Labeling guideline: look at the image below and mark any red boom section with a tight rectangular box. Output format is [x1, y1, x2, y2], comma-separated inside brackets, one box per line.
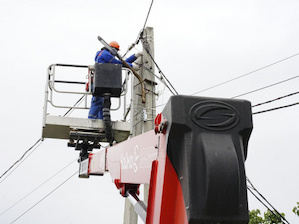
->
[90, 128, 189, 223]
[146, 157, 188, 224]
[106, 130, 160, 185]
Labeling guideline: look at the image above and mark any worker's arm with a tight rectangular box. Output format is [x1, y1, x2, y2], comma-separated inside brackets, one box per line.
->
[101, 50, 133, 67]
[125, 52, 142, 63]
[125, 54, 137, 63]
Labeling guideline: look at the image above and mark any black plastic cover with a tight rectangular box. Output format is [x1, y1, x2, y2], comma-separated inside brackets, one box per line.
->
[93, 63, 122, 97]
[162, 95, 253, 224]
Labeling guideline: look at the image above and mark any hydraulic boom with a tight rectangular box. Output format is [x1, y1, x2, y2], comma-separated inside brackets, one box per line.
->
[84, 95, 253, 224]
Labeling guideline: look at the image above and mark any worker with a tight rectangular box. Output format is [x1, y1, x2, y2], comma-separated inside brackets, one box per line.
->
[88, 41, 142, 119]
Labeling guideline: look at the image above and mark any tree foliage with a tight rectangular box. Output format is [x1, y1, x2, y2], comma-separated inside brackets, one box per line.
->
[249, 209, 264, 224]
[249, 209, 285, 224]
[293, 202, 299, 217]
[250, 202, 299, 223]
[263, 210, 285, 224]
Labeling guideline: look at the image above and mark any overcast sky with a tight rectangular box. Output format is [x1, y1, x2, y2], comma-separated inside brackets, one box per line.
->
[0, 0, 299, 223]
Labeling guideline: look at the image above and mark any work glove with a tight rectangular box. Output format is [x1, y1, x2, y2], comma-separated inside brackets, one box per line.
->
[134, 52, 143, 58]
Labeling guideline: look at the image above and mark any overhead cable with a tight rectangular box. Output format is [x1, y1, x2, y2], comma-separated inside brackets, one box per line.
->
[191, 52, 299, 96]
[0, 140, 42, 184]
[232, 75, 299, 99]
[252, 91, 299, 108]
[10, 171, 78, 224]
[122, 0, 154, 57]
[144, 48, 179, 95]
[246, 177, 290, 224]
[147, 94, 298, 117]
[0, 138, 42, 181]
[0, 91, 84, 182]
[252, 102, 299, 115]
[124, 0, 178, 95]
[247, 187, 284, 222]
[0, 158, 77, 217]
[142, 0, 154, 32]
[63, 94, 86, 117]
[143, 65, 177, 95]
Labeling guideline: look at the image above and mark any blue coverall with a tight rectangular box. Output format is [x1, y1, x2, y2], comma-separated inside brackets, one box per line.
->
[88, 49, 137, 119]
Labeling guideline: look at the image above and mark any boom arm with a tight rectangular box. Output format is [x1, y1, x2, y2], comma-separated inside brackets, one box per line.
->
[85, 95, 253, 224]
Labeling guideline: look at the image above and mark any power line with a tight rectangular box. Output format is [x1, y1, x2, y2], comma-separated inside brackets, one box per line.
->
[247, 187, 288, 224]
[63, 94, 86, 117]
[0, 140, 43, 184]
[250, 91, 299, 115]
[247, 177, 290, 224]
[143, 46, 179, 95]
[143, 65, 177, 95]
[247, 187, 282, 221]
[0, 138, 43, 180]
[0, 91, 84, 182]
[124, 0, 178, 96]
[0, 158, 77, 217]
[232, 75, 299, 99]
[145, 89, 298, 116]
[252, 102, 299, 115]
[122, 0, 154, 58]
[191, 52, 299, 96]
[10, 171, 78, 224]
[142, 0, 154, 32]
[252, 91, 299, 108]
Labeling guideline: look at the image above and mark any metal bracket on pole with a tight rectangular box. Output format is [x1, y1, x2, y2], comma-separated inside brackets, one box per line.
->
[127, 190, 147, 223]
[97, 36, 146, 103]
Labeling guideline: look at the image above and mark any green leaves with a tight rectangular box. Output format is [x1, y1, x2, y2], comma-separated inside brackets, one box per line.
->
[249, 209, 264, 224]
[249, 209, 285, 224]
[263, 210, 285, 224]
[293, 202, 299, 217]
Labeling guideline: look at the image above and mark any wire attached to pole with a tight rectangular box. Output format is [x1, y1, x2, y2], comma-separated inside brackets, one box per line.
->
[143, 46, 179, 95]
[122, 0, 154, 58]
[142, 0, 154, 33]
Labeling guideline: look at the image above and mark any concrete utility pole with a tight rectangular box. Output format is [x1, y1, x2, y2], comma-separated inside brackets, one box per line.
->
[123, 26, 156, 224]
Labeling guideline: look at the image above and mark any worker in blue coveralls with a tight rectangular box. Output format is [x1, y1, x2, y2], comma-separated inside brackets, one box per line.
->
[88, 41, 142, 119]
